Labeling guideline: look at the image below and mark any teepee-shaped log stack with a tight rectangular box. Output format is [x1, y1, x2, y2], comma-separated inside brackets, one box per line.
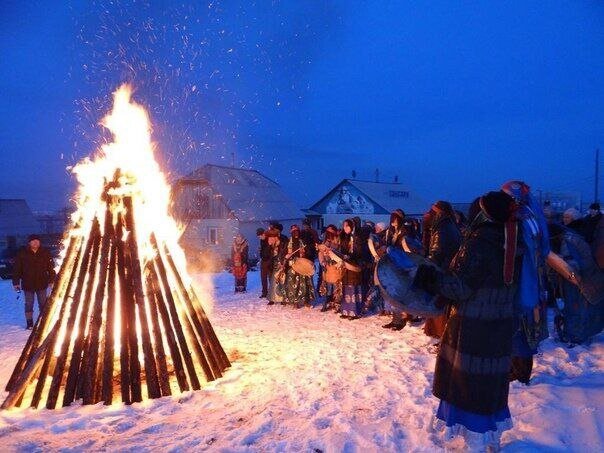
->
[2, 85, 230, 410]
[3, 180, 230, 410]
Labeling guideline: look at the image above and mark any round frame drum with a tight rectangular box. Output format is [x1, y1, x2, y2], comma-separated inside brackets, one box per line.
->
[292, 257, 315, 277]
[375, 252, 443, 317]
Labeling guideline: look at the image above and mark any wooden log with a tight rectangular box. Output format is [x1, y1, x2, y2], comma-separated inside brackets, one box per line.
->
[1, 334, 55, 409]
[144, 265, 171, 396]
[148, 261, 189, 392]
[80, 208, 113, 404]
[153, 242, 222, 379]
[46, 221, 100, 409]
[158, 237, 230, 372]
[173, 290, 216, 381]
[29, 237, 86, 408]
[151, 252, 201, 391]
[115, 215, 133, 404]
[62, 222, 103, 407]
[120, 200, 143, 403]
[151, 242, 214, 382]
[5, 236, 79, 392]
[101, 239, 118, 405]
[188, 287, 231, 370]
[93, 343, 105, 404]
[123, 200, 161, 400]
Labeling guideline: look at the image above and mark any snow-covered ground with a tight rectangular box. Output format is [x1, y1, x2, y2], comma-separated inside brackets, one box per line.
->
[0, 272, 602, 452]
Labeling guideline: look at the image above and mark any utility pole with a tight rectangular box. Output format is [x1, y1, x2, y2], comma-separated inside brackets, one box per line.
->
[596, 148, 600, 203]
[231, 152, 235, 168]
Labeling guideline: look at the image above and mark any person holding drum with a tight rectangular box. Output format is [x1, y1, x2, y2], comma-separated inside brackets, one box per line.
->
[265, 227, 287, 306]
[412, 191, 521, 451]
[317, 224, 343, 312]
[382, 209, 418, 330]
[283, 224, 315, 308]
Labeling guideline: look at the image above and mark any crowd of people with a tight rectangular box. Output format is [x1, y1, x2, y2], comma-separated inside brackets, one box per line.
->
[230, 181, 604, 451]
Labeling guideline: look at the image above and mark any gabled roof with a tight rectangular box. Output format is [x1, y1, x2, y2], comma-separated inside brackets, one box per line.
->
[309, 179, 428, 216]
[181, 164, 304, 222]
[0, 199, 40, 236]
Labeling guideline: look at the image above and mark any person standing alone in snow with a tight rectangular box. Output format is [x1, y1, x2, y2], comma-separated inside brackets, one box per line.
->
[12, 234, 55, 329]
[232, 234, 249, 293]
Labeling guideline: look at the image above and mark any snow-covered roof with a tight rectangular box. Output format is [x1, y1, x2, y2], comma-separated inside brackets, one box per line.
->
[309, 179, 428, 216]
[182, 164, 304, 222]
[0, 199, 40, 236]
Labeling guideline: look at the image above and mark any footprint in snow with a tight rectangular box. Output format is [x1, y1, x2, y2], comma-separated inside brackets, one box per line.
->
[140, 423, 164, 434]
[313, 417, 332, 430]
[114, 420, 136, 434]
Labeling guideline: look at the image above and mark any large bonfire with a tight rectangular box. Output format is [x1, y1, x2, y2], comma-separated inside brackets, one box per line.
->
[3, 85, 230, 410]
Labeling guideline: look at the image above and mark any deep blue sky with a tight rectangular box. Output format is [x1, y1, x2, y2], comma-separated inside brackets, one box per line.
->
[1, 1, 603, 211]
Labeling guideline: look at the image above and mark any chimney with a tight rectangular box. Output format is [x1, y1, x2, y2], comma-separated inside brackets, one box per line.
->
[352, 170, 357, 179]
[375, 168, 380, 182]
[394, 175, 399, 183]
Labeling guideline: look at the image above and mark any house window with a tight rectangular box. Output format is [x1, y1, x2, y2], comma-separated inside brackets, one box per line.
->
[207, 227, 221, 245]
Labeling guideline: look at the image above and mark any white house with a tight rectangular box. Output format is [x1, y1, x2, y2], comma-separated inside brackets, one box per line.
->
[172, 164, 304, 268]
[307, 179, 428, 229]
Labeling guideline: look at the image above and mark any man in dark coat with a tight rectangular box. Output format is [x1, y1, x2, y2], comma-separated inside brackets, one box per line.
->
[257, 228, 271, 298]
[12, 234, 56, 329]
[270, 222, 288, 247]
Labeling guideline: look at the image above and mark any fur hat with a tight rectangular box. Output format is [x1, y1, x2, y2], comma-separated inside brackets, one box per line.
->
[256, 228, 265, 236]
[479, 191, 515, 223]
[27, 234, 41, 243]
[589, 202, 601, 211]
